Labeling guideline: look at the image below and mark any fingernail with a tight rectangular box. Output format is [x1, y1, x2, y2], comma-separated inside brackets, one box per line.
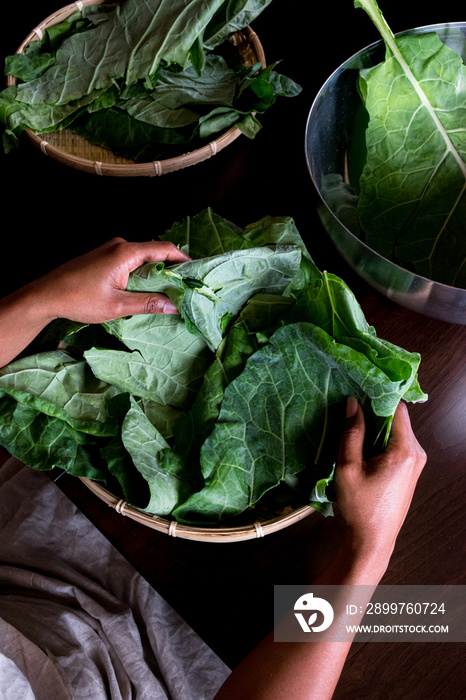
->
[162, 300, 179, 314]
[346, 396, 358, 418]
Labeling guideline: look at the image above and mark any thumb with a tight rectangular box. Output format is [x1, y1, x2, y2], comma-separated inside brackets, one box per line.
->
[337, 396, 366, 467]
[111, 291, 179, 318]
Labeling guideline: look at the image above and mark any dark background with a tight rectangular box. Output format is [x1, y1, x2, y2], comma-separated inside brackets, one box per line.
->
[1, 2, 465, 699]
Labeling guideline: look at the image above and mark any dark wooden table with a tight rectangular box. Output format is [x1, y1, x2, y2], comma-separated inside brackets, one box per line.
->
[1, 1, 465, 698]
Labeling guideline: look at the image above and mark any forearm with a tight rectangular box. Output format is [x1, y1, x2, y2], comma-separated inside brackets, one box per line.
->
[214, 536, 390, 700]
[0, 283, 55, 367]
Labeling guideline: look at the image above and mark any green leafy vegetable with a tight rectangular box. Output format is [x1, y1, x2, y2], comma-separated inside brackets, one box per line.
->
[0, 394, 106, 479]
[121, 397, 190, 515]
[0, 350, 122, 436]
[0, 208, 427, 524]
[203, 0, 273, 50]
[1, 0, 301, 160]
[353, 0, 466, 287]
[173, 246, 302, 350]
[86, 314, 212, 407]
[173, 320, 412, 523]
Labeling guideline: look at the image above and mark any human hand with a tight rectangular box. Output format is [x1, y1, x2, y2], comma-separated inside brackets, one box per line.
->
[335, 398, 426, 563]
[31, 237, 190, 324]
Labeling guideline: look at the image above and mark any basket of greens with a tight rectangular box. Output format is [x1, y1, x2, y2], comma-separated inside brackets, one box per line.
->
[1, 0, 301, 176]
[0, 208, 427, 542]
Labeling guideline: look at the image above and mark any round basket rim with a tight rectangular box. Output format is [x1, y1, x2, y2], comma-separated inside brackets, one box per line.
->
[7, 0, 266, 177]
[79, 477, 315, 543]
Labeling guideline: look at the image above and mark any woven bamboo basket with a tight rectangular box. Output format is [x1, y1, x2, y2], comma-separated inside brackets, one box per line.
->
[7, 0, 266, 177]
[79, 477, 315, 543]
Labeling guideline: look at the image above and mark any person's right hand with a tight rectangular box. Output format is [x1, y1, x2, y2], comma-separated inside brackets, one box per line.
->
[335, 398, 427, 562]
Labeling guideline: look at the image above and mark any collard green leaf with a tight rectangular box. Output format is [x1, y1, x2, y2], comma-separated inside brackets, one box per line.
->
[175, 245, 302, 350]
[268, 69, 303, 99]
[126, 260, 187, 307]
[100, 433, 151, 507]
[74, 107, 195, 162]
[173, 320, 412, 523]
[4, 10, 88, 82]
[241, 214, 322, 289]
[13, 0, 225, 105]
[0, 394, 105, 479]
[118, 98, 200, 130]
[291, 270, 427, 411]
[204, 0, 273, 50]
[5, 49, 56, 84]
[165, 321, 259, 474]
[355, 0, 466, 287]
[85, 314, 212, 408]
[1, 86, 107, 139]
[136, 399, 182, 439]
[198, 106, 248, 138]
[160, 207, 248, 258]
[241, 215, 309, 250]
[126, 243, 303, 350]
[98, 393, 152, 506]
[236, 293, 294, 333]
[121, 397, 190, 514]
[308, 465, 336, 517]
[152, 54, 240, 109]
[0, 350, 122, 436]
[122, 243, 303, 351]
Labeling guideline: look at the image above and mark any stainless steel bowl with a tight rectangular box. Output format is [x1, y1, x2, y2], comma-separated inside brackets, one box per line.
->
[305, 22, 466, 325]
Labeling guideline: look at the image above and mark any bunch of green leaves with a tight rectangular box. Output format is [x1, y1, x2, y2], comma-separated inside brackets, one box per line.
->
[0, 208, 427, 524]
[349, 0, 466, 288]
[1, 0, 301, 160]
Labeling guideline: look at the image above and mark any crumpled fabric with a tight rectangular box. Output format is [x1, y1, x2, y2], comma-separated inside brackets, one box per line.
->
[0, 458, 230, 700]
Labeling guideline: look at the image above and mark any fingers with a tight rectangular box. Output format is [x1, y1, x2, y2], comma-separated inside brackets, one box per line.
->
[130, 240, 191, 265]
[110, 291, 179, 319]
[107, 238, 191, 272]
[337, 396, 366, 468]
[111, 241, 187, 316]
[387, 401, 413, 447]
[34, 238, 189, 326]
[385, 401, 427, 471]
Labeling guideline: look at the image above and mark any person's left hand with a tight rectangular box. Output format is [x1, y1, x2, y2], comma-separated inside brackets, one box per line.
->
[31, 237, 190, 324]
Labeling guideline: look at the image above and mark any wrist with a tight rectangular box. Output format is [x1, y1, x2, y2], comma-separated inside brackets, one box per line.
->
[0, 282, 58, 368]
[313, 530, 392, 587]
[340, 531, 393, 583]
[1, 279, 57, 337]
[17, 280, 58, 324]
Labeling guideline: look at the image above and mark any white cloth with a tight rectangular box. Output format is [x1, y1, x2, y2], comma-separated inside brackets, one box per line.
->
[0, 459, 230, 699]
